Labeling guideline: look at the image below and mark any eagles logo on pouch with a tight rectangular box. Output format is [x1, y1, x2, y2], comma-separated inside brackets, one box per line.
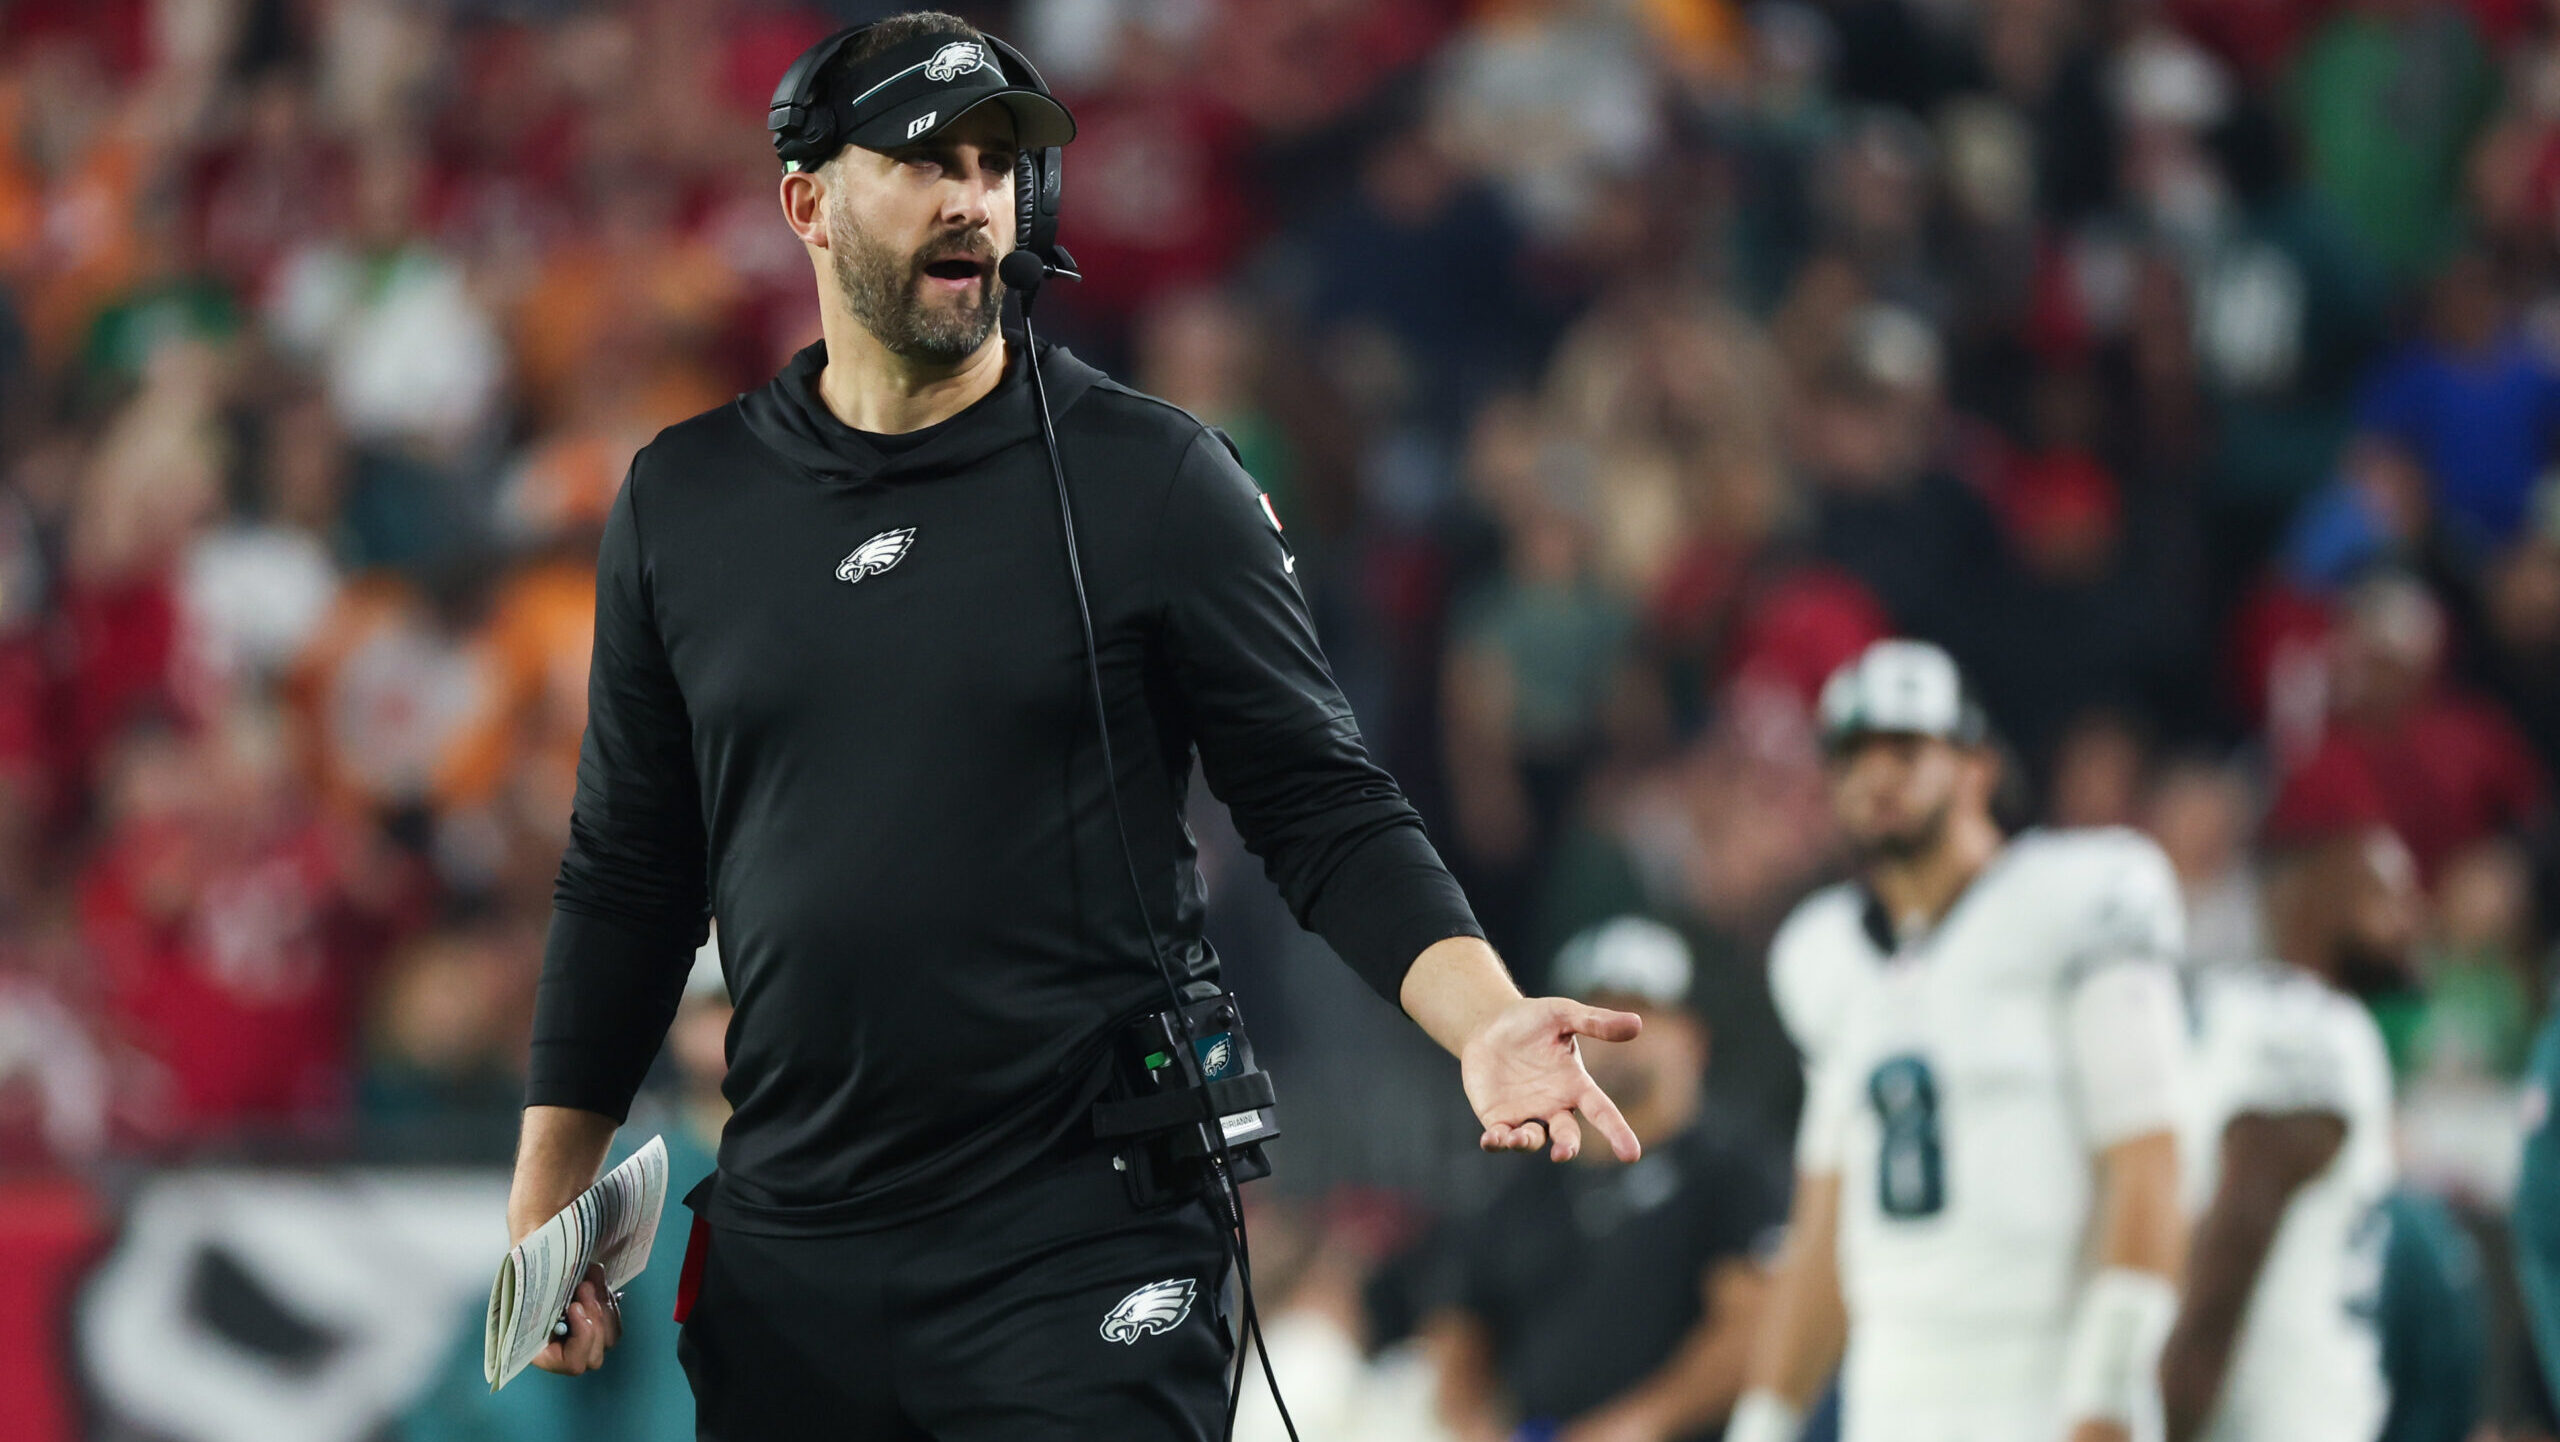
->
[1099, 1278, 1196, 1344]
[836, 528, 916, 583]
[924, 41, 990, 82]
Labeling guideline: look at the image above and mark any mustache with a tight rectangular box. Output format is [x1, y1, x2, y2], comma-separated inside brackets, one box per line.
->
[913, 232, 998, 269]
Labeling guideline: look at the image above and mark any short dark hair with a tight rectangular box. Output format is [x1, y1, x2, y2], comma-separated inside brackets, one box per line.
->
[809, 11, 980, 174]
[825, 11, 979, 89]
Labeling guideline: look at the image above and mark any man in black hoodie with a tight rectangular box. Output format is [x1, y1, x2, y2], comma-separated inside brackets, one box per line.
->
[503, 12, 1645, 1439]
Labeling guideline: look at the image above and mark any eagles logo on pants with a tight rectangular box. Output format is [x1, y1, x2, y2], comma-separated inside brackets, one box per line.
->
[1101, 1278, 1196, 1344]
[678, 1142, 1234, 1440]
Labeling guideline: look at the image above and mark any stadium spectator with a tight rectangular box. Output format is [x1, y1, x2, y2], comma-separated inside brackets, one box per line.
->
[1133, 286, 1300, 523]
[2186, 92, 2393, 536]
[179, 393, 347, 689]
[1283, 91, 1529, 435]
[2046, 708, 2149, 831]
[1421, 917, 1783, 1442]
[2288, 0, 2497, 281]
[2397, 837, 2543, 1084]
[2293, 572, 2547, 880]
[2140, 754, 2265, 967]
[47, 339, 223, 807]
[262, 138, 505, 468]
[2356, 250, 2560, 555]
[356, 919, 540, 1164]
[1793, 304, 2016, 725]
[1443, 430, 1640, 958]
[79, 708, 425, 1151]
[2471, 487, 2560, 771]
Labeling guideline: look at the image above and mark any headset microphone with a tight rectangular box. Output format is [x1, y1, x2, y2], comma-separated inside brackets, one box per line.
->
[997, 248, 1051, 296]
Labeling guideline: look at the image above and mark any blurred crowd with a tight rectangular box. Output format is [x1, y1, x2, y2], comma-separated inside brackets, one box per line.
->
[3, 0, 2560, 1432]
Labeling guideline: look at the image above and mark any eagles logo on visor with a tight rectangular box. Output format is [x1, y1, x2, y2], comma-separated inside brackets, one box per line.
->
[923, 42, 989, 82]
[810, 31, 1077, 161]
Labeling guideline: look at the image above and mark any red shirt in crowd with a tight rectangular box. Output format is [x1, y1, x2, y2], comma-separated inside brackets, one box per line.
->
[50, 576, 188, 795]
[78, 814, 416, 1148]
[2293, 691, 2548, 881]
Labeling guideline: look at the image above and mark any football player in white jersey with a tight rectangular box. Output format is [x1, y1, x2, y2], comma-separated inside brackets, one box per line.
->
[1729, 640, 2189, 1442]
[2157, 799, 2411, 1442]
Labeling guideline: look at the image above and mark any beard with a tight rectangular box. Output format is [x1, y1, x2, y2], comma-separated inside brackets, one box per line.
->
[828, 198, 1002, 365]
[1847, 794, 1955, 867]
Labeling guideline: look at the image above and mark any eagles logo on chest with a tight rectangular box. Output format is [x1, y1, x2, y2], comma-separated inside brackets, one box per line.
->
[836, 528, 916, 583]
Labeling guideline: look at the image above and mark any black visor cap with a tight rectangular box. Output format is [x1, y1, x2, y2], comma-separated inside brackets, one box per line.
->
[806, 34, 1075, 166]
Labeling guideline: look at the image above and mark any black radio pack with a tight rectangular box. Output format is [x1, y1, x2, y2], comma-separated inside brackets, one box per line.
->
[1091, 993, 1279, 1208]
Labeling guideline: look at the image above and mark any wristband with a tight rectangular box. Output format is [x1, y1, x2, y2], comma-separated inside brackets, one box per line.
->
[1724, 1390, 1802, 1442]
[2057, 1266, 2178, 1429]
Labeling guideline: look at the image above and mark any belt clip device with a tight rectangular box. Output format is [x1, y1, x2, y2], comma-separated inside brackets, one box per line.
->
[1091, 992, 1279, 1208]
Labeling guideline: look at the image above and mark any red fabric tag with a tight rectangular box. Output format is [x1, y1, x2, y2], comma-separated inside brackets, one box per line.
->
[672, 1212, 710, 1323]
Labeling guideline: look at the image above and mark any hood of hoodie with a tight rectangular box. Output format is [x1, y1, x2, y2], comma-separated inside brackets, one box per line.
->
[736, 325, 1104, 486]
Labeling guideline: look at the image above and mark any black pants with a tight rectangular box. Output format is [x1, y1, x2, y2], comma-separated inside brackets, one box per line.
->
[677, 1140, 1236, 1440]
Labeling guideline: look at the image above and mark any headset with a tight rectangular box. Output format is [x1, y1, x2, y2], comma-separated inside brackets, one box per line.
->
[767, 24, 1078, 281]
[770, 27, 1287, 1441]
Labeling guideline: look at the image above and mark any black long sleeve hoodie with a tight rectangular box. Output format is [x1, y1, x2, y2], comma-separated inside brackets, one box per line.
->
[528, 330, 1481, 1235]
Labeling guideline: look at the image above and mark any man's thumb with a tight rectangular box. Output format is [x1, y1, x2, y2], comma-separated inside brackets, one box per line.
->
[1566, 1004, 1642, 1043]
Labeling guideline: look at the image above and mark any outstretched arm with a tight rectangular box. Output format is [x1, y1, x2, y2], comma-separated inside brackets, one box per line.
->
[1401, 935, 1642, 1162]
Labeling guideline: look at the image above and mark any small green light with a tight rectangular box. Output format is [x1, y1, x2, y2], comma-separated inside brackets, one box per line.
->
[1143, 1051, 1169, 1070]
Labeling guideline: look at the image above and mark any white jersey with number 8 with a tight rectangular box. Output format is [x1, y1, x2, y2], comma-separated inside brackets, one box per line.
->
[1771, 828, 2189, 1442]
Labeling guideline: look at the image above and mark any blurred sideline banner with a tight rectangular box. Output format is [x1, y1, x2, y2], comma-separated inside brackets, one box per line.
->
[60, 1169, 508, 1442]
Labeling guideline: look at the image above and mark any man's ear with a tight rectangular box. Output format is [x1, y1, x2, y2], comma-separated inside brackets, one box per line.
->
[780, 168, 830, 249]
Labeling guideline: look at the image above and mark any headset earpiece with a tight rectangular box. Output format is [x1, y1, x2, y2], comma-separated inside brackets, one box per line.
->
[768, 24, 872, 171]
[1010, 146, 1075, 277]
[1015, 147, 1045, 255]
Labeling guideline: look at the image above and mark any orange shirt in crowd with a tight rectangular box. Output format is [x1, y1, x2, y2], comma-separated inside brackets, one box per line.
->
[436, 557, 594, 814]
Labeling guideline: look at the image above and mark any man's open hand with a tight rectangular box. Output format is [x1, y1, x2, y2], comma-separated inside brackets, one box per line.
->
[1461, 996, 1643, 1162]
[530, 1261, 623, 1376]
